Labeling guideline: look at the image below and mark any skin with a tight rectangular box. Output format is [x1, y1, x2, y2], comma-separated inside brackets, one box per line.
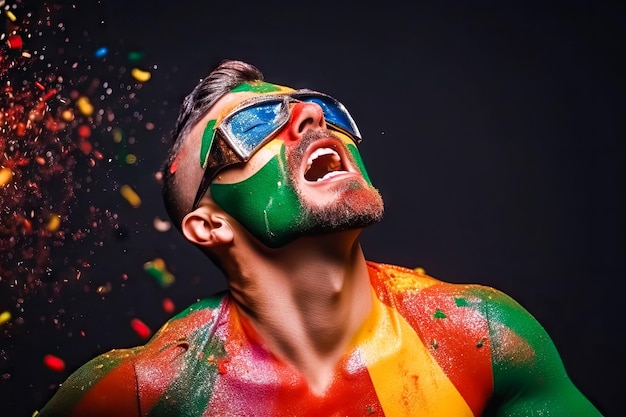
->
[36, 81, 603, 416]
[181, 86, 383, 392]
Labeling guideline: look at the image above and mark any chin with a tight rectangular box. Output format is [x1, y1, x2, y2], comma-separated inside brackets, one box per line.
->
[304, 185, 385, 232]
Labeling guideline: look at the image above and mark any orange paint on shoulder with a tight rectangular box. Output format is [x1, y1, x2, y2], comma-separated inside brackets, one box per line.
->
[71, 355, 138, 416]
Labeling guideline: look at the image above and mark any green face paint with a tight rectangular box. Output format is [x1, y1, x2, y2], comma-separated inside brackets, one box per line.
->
[200, 119, 217, 168]
[230, 81, 284, 94]
[210, 138, 379, 247]
[346, 142, 372, 185]
[210, 143, 311, 247]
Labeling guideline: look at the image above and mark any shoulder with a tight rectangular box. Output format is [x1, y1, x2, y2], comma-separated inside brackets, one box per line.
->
[132, 292, 232, 413]
[146, 291, 229, 347]
[367, 260, 498, 307]
[37, 292, 231, 417]
[37, 347, 142, 416]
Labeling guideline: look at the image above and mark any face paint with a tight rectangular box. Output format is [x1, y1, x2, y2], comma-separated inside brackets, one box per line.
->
[210, 141, 309, 247]
[230, 81, 288, 94]
[210, 133, 383, 248]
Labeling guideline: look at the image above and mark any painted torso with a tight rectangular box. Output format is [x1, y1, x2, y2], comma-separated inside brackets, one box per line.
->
[37, 262, 602, 417]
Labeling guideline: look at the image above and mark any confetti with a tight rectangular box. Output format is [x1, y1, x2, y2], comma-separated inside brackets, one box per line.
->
[153, 216, 171, 232]
[76, 96, 94, 116]
[0, 167, 13, 186]
[0, 0, 153, 298]
[43, 354, 65, 372]
[131, 68, 151, 83]
[127, 51, 145, 62]
[0, 311, 11, 325]
[130, 318, 151, 339]
[94, 46, 108, 58]
[46, 214, 61, 232]
[162, 298, 175, 314]
[5, 10, 16, 22]
[143, 258, 175, 287]
[6, 34, 22, 49]
[120, 184, 142, 207]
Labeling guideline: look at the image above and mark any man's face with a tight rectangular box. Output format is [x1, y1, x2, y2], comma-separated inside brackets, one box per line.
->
[197, 81, 384, 247]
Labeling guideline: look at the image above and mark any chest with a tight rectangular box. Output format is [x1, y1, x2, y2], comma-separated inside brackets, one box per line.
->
[137, 302, 492, 417]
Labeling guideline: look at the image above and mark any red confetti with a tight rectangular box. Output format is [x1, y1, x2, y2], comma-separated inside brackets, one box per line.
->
[41, 88, 57, 102]
[79, 138, 92, 154]
[43, 354, 65, 372]
[162, 297, 175, 314]
[77, 124, 91, 138]
[130, 318, 151, 339]
[6, 35, 22, 49]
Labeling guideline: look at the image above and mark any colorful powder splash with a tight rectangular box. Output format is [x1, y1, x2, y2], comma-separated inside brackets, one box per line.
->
[0, 4, 216, 414]
[0, 0, 155, 294]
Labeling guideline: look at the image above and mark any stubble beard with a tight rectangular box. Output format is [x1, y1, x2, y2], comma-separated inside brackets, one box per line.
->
[288, 130, 384, 234]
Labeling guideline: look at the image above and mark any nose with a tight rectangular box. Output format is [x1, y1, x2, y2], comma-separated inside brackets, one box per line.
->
[284, 101, 326, 142]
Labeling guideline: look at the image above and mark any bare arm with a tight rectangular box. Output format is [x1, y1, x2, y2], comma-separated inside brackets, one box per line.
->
[474, 287, 603, 416]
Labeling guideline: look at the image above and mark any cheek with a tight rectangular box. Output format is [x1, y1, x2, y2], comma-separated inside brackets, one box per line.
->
[209, 150, 308, 248]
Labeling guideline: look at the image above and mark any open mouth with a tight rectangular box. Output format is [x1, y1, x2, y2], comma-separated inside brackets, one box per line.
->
[304, 147, 349, 182]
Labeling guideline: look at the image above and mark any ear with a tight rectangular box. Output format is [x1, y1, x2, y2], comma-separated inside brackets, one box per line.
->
[181, 206, 234, 247]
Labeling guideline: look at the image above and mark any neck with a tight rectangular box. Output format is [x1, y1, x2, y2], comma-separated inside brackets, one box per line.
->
[225, 229, 373, 395]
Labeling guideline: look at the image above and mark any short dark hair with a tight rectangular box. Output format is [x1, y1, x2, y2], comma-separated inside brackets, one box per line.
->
[161, 60, 263, 229]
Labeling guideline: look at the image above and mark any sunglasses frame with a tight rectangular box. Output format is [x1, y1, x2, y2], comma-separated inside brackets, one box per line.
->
[192, 89, 361, 209]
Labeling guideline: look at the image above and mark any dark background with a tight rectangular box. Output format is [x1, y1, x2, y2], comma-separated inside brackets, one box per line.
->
[1, 1, 623, 416]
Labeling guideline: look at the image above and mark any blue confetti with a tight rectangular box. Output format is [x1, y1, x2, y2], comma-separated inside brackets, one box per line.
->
[94, 46, 108, 58]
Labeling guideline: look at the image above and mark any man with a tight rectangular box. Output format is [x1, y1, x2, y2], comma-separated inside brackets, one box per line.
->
[38, 60, 602, 416]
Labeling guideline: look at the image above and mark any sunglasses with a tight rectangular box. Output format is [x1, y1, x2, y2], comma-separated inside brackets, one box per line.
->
[192, 89, 362, 208]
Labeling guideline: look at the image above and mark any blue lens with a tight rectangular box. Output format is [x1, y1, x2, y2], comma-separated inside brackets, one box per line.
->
[225, 101, 285, 155]
[301, 96, 358, 138]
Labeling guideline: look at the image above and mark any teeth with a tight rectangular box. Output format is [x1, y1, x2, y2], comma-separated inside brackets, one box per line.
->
[306, 148, 340, 169]
[304, 147, 348, 182]
[317, 170, 347, 181]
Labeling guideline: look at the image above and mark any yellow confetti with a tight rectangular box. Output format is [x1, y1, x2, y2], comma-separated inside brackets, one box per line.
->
[131, 68, 151, 82]
[0, 167, 13, 186]
[0, 311, 11, 326]
[120, 184, 141, 207]
[112, 128, 123, 143]
[125, 154, 137, 164]
[46, 214, 61, 232]
[60, 109, 74, 122]
[414, 267, 426, 275]
[76, 96, 94, 116]
[6, 10, 16, 22]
